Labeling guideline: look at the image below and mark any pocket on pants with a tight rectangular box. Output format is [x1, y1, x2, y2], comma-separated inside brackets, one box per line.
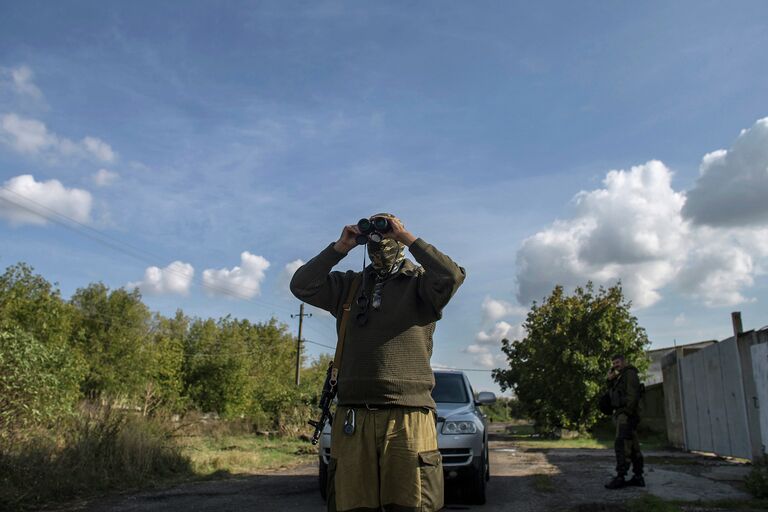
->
[418, 450, 444, 511]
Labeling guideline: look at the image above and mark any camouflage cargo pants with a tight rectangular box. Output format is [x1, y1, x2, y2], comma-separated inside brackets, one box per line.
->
[614, 413, 644, 477]
[327, 406, 444, 512]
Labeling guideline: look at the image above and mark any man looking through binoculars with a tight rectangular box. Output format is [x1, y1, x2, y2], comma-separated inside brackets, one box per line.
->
[291, 213, 465, 512]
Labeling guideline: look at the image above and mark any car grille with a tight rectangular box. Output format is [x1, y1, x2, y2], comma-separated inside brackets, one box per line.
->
[439, 448, 473, 466]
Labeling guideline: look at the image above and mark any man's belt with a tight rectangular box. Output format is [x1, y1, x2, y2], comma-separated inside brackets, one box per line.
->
[342, 403, 401, 410]
[342, 403, 433, 411]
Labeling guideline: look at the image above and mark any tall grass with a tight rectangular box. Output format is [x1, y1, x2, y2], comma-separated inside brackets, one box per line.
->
[0, 403, 192, 511]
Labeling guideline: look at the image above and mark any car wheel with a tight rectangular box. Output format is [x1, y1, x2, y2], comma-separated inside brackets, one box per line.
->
[469, 450, 487, 505]
[319, 456, 328, 501]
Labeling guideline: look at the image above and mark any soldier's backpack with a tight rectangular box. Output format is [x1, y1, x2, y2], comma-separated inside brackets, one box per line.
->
[598, 390, 614, 415]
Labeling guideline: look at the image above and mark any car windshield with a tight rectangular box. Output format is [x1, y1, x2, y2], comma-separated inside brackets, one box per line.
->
[432, 373, 469, 403]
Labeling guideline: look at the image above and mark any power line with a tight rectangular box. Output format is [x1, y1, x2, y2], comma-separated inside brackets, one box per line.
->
[0, 186, 297, 314]
[302, 338, 335, 350]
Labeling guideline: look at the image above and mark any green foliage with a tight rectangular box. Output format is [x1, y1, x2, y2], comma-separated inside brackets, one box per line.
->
[182, 315, 330, 432]
[183, 317, 253, 417]
[0, 263, 85, 443]
[0, 260, 340, 507]
[143, 311, 189, 414]
[246, 318, 312, 430]
[0, 263, 75, 349]
[492, 282, 649, 432]
[747, 456, 768, 499]
[0, 328, 84, 442]
[480, 397, 525, 422]
[70, 283, 153, 400]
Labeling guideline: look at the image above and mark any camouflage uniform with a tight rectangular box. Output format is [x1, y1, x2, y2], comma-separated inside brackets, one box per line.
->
[608, 365, 644, 480]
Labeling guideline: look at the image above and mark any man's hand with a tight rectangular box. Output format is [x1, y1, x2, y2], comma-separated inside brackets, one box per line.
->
[606, 369, 618, 381]
[383, 217, 417, 246]
[333, 224, 361, 254]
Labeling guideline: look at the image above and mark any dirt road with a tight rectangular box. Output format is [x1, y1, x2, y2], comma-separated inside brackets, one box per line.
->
[79, 435, 751, 512]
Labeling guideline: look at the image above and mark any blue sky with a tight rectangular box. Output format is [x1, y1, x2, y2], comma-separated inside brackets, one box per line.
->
[1, 1, 768, 393]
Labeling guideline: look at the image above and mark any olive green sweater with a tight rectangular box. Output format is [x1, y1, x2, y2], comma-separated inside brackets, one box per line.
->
[290, 238, 465, 410]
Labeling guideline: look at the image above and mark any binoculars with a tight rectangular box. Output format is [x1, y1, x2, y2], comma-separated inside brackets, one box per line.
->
[355, 217, 391, 245]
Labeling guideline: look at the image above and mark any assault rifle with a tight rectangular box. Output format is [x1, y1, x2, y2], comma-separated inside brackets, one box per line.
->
[308, 361, 337, 445]
[307, 274, 361, 445]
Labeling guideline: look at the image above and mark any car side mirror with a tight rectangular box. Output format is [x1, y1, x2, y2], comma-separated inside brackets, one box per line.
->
[475, 391, 496, 405]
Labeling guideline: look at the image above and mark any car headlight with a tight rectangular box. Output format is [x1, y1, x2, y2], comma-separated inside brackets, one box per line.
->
[441, 420, 477, 434]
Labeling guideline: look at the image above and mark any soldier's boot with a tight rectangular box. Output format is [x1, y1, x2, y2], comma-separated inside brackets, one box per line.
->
[604, 475, 626, 490]
[627, 440, 644, 487]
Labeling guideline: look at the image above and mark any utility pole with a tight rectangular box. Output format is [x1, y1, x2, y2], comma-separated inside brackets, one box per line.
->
[292, 303, 312, 386]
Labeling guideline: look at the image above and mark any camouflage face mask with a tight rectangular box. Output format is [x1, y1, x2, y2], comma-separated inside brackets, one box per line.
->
[366, 213, 405, 275]
[367, 238, 405, 275]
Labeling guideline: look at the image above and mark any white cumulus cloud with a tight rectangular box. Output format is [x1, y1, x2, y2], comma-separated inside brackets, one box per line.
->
[482, 296, 527, 322]
[203, 252, 271, 298]
[0, 114, 55, 153]
[82, 136, 116, 162]
[0, 174, 92, 226]
[278, 258, 305, 294]
[285, 259, 305, 276]
[475, 321, 525, 345]
[0, 113, 115, 163]
[462, 343, 508, 369]
[128, 261, 195, 296]
[676, 227, 767, 307]
[516, 160, 688, 309]
[683, 117, 768, 227]
[515, 117, 768, 309]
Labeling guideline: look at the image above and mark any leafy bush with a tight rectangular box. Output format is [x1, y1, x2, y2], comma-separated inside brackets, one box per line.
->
[0, 328, 84, 443]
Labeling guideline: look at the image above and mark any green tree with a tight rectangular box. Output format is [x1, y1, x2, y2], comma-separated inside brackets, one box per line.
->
[183, 317, 252, 417]
[0, 264, 85, 441]
[0, 263, 75, 349]
[0, 328, 84, 442]
[142, 310, 189, 415]
[244, 319, 300, 424]
[70, 283, 153, 401]
[492, 283, 649, 432]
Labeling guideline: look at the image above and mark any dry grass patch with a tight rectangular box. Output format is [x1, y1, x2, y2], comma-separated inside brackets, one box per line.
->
[178, 435, 317, 475]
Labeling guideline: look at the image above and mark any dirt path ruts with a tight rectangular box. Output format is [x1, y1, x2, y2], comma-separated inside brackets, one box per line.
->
[75, 437, 750, 512]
